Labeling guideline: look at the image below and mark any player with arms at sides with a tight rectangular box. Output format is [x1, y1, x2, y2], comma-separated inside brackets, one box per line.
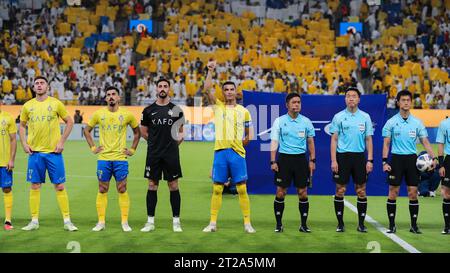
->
[202, 60, 256, 233]
[0, 97, 17, 230]
[270, 93, 316, 233]
[84, 86, 140, 232]
[140, 78, 185, 232]
[20, 76, 77, 231]
[330, 87, 374, 233]
[382, 90, 437, 234]
[435, 117, 450, 234]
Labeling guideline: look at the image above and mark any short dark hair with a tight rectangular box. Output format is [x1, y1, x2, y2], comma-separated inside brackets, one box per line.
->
[34, 76, 48, 84]
[105, 86, 120, 94]
[285, 92, 301, 103]
[345, 87, 361, 97]
[156, 78, 170, 87]
[396, 90, 412, 101]
[222, 81, 236, 89]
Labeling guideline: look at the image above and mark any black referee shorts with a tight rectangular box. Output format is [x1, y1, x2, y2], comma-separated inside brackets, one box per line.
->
[274, 153, 310, 189]
[333, 152, 367, 185]
[145, 152, 182, 183]
[387, 154, 419, 187]
[440, 156, 450, 188]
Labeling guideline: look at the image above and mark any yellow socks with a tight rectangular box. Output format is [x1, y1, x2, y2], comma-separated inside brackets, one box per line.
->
[96, 192, 108, 223]
[30, 188, 40, 221]
[210, 184, 224, 223]
[3, 191, 12, 223]
[236, 183, 251, 225]
[56, 189, 70, 221]
[118, 192, 130, 224]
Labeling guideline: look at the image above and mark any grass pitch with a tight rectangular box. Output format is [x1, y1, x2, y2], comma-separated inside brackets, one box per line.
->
[0, 141, 448, 253]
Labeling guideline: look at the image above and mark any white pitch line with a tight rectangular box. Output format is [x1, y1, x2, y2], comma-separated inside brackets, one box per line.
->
[344, 200, 421, 253]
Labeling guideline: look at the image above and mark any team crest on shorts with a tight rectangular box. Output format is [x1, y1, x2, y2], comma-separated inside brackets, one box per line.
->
[444, 178, 450, 182]
[333, 174, 340, 179]
[389, 175, 396, 180]
[276, 178, 282, 183]
[358, 123, 365, 132]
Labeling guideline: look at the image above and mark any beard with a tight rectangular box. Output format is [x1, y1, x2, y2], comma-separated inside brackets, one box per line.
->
[108, 100, 116, 106]
[158, 91, 168, 99]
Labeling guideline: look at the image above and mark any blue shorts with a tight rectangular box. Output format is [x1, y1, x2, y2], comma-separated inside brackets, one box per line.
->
[27, 153, 66, 184]
[0, 167, 12, 188]
[212, 149, 248, 183]
[97, 161, 129, 182]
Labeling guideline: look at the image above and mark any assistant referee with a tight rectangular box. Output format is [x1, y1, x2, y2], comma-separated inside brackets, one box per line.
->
[270, 93, 316, 233]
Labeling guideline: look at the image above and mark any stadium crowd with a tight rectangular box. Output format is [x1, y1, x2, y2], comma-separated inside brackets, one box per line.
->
[0, 0, 448, 108]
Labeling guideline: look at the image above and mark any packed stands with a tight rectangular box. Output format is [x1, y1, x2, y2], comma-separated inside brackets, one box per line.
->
[0, 0, 448, 108]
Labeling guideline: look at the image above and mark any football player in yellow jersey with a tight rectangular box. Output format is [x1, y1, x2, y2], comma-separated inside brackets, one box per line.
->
[0, 98, 17, 230]
[19, 76, 78, 231]
[84, 86, 140, 232]
[202, 60, 256, 233]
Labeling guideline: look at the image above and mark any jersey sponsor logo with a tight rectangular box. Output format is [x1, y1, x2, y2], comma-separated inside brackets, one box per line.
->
[409, 130, 416, 138]
[29, 115, 56, 122]
[152, 118, 174, 125]
[298, 130, 305, 138]
[100, 124, 125, 131]
[358, 123, 365, 132]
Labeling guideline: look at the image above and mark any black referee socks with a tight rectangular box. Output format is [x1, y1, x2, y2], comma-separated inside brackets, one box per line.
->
[146, 190, 158, 217]
[334, 196, 344, 226]
[274, 197, 285, 227]
[170, 190, 181, 218]
[357, 197, 367, 227]
[386, 199, 396, 228]
[299, 198, 309, 227]
[443, 199, 450, 228]
[409, 200, 419, 228]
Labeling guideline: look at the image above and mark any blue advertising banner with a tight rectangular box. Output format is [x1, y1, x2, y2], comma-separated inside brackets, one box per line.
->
[243, 91, 397, 196]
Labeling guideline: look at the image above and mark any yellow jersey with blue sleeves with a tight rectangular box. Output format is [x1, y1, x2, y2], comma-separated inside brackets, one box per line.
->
[0, 111, 17, 167]
[88, 107, 139, 161]
[213, 99, 251, 158]
[20, 97, 68, 153]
